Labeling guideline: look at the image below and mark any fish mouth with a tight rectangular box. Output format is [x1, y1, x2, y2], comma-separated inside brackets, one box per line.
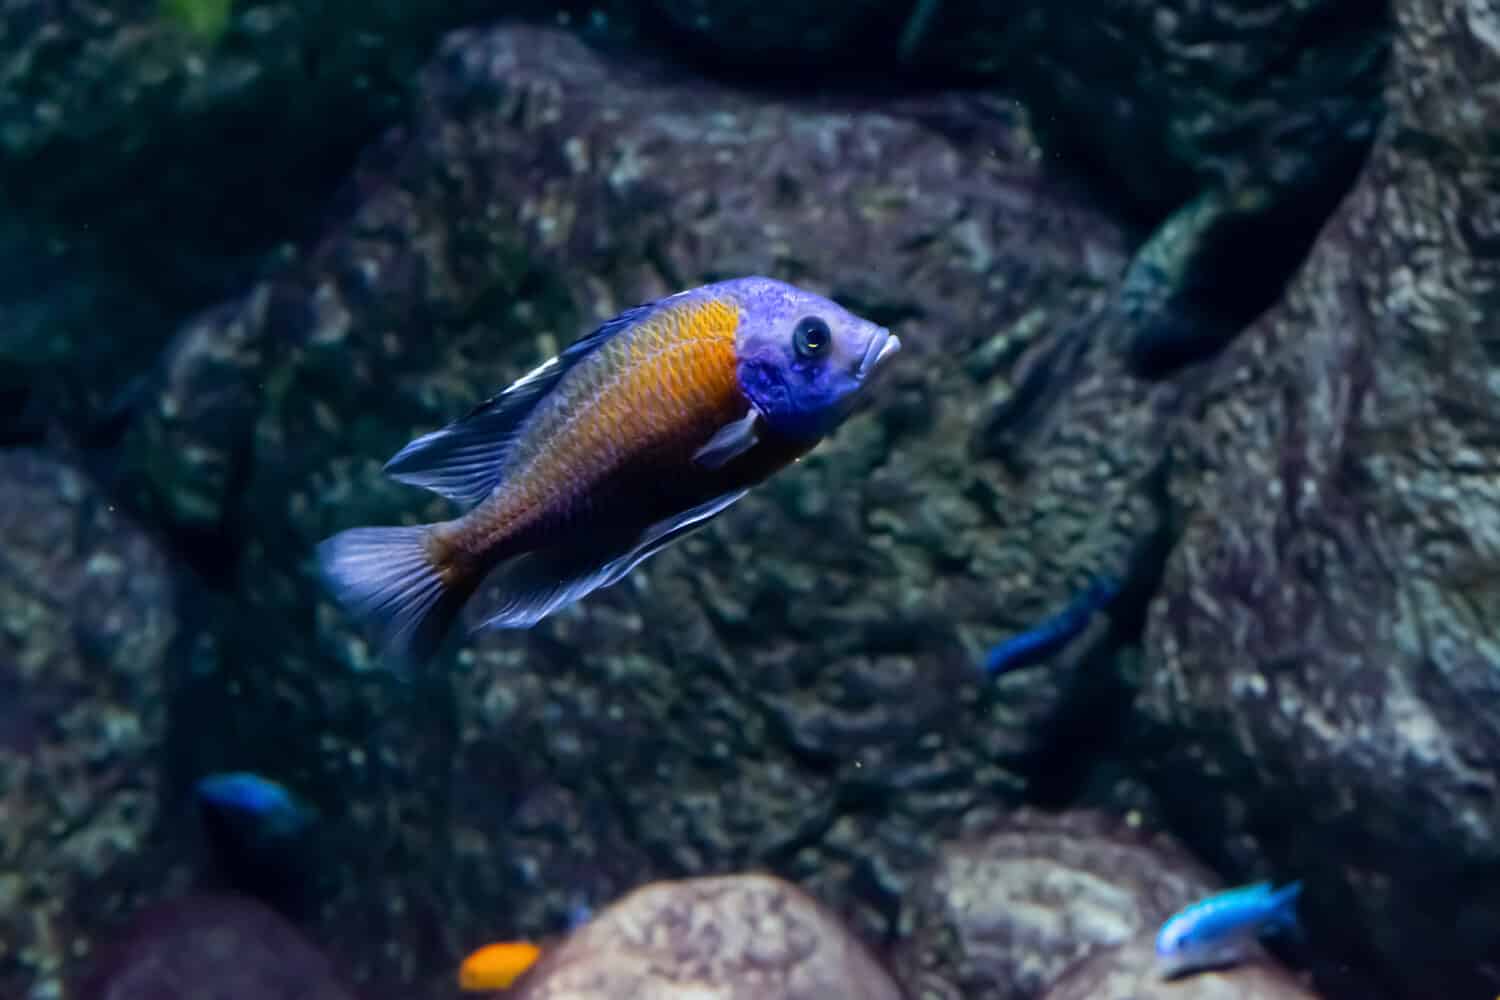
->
[855, 328, 901, 380]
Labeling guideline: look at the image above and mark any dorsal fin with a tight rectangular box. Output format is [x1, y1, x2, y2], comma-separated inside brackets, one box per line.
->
[382, 302, 658, 505]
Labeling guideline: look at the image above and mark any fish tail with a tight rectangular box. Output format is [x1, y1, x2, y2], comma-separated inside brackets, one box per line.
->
[316, 523, 476, 671]
[1267, 880, 1303, 933]
[1084, 573, 1124, 608]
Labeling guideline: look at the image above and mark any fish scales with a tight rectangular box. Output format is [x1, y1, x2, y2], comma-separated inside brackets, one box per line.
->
[448, 296, 742, 564]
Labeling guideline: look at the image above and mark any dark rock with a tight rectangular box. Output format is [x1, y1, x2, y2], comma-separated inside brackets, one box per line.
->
[1134, 0, 1500, 995]
[646, 0, 904, 68]
[119, 22, 1176, 993]
[0, 0, 586, 237]
[633, 0, 1389, 377]
[509, 873, 903, 1000]
[0, 450, 177, 1000]
[75, 893, 358, 1000]
[0, 217, 176, 445]
[0, 1, 621, 440]
[1041, 930, 1319, 1000]
[890, 808, 1220, 999]
[988, 0, 1388, 376]
[963, 0, 1392, 217]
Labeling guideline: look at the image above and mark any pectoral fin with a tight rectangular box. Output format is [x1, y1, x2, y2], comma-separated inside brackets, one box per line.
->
[692, 408, 762, 469]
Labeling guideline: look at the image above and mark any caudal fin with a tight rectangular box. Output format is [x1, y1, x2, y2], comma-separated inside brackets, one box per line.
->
[1266, 880, 1304, 937]
[316, 524, 469, 670]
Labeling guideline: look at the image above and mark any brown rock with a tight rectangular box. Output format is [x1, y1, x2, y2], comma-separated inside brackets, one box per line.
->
[509, 874, 902, 1000]
[1042, 931, 1318, 1000]
[891, 809, 1220, 999]
[76, 893, 358, 1000]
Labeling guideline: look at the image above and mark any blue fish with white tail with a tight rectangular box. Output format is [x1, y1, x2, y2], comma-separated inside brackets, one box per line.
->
[1155, 880, 1303, 979]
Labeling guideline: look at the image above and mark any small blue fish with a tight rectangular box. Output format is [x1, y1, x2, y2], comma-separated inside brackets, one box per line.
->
[195, 772, 314, 839]
[195, 772, 321, 917]
[981, 575, 1122, 676]
[1155, 881, 1302, 979]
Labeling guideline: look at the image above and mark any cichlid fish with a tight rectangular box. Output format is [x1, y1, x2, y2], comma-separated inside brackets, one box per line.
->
[318, 277, 900, 669]
[1155, 880, 1302, 979]
[981, 575, 1121, 676]
[195, 772, 314, 838]
[195, 772, 321, 917]
[458, 941, 543, 992]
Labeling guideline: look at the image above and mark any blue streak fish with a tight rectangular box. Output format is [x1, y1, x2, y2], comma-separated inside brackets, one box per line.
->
[195, 771, 321, 917]
[318, 277, 900, 669]
[195, 772, 314, 838]
[981, 575, 1121, 676]
[1155, 880, 1303, 979]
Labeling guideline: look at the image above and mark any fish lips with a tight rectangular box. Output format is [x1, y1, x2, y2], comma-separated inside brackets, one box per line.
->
[855, 328, 901, 380]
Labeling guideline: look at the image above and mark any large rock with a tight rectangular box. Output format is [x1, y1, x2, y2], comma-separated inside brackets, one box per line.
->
[1135, 0, 1500, 995]
[0, 1, 609, 442]
[0, 450, 177, 1000]
[959, 0, 1387, 376]
[508, 874, 903, 999]
[632, 0, 1388, 376]
[891, 809, 1221, 999]
[116, 21, 1180, 992]
[1041, 931, 1320, 1000]
[75, 893, 358, 1000]
[646, 0, 900, 64]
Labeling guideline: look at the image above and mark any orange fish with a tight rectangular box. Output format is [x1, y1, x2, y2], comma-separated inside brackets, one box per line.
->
[318, 277, 899, 669]
[458, 940, 543, 991]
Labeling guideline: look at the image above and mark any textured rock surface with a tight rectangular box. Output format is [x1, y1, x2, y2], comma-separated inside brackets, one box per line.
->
[1009, 0, 1387, 360]
[113, 22, 1175, 994]
[9, 0, 1487, 996]
[647, 0, 901, 64]
[638, 0, 1389, 375]
[1041, 931, 1319, 1000]
[891, 809, 1219, 1000]
[1135, 0, 1500, 995]
[508, 874, 903, 999]
[75, 894, 358, 1000]
[0, 1, 620, 441]
[961, 0, 1388, 217]
[0, 450, 177, 1000]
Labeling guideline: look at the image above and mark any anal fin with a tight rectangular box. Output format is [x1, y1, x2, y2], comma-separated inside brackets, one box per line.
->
[692, 408, 761, 469]
[472, 488, 751, 631]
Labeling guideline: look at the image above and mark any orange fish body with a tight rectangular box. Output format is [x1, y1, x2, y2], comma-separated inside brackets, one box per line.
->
[318, 277, 900, 668]
[458, 940, 543, 992]
[437, 294, 751, 570]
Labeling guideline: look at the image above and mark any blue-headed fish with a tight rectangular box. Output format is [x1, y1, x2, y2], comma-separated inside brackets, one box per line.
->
[1155, 880, 1302, 979]
[318, 277, 900, 669]
[981, 575, 1121, 676]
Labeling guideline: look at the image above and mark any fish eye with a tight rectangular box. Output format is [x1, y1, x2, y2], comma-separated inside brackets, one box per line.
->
[792, 316, 832, 359]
